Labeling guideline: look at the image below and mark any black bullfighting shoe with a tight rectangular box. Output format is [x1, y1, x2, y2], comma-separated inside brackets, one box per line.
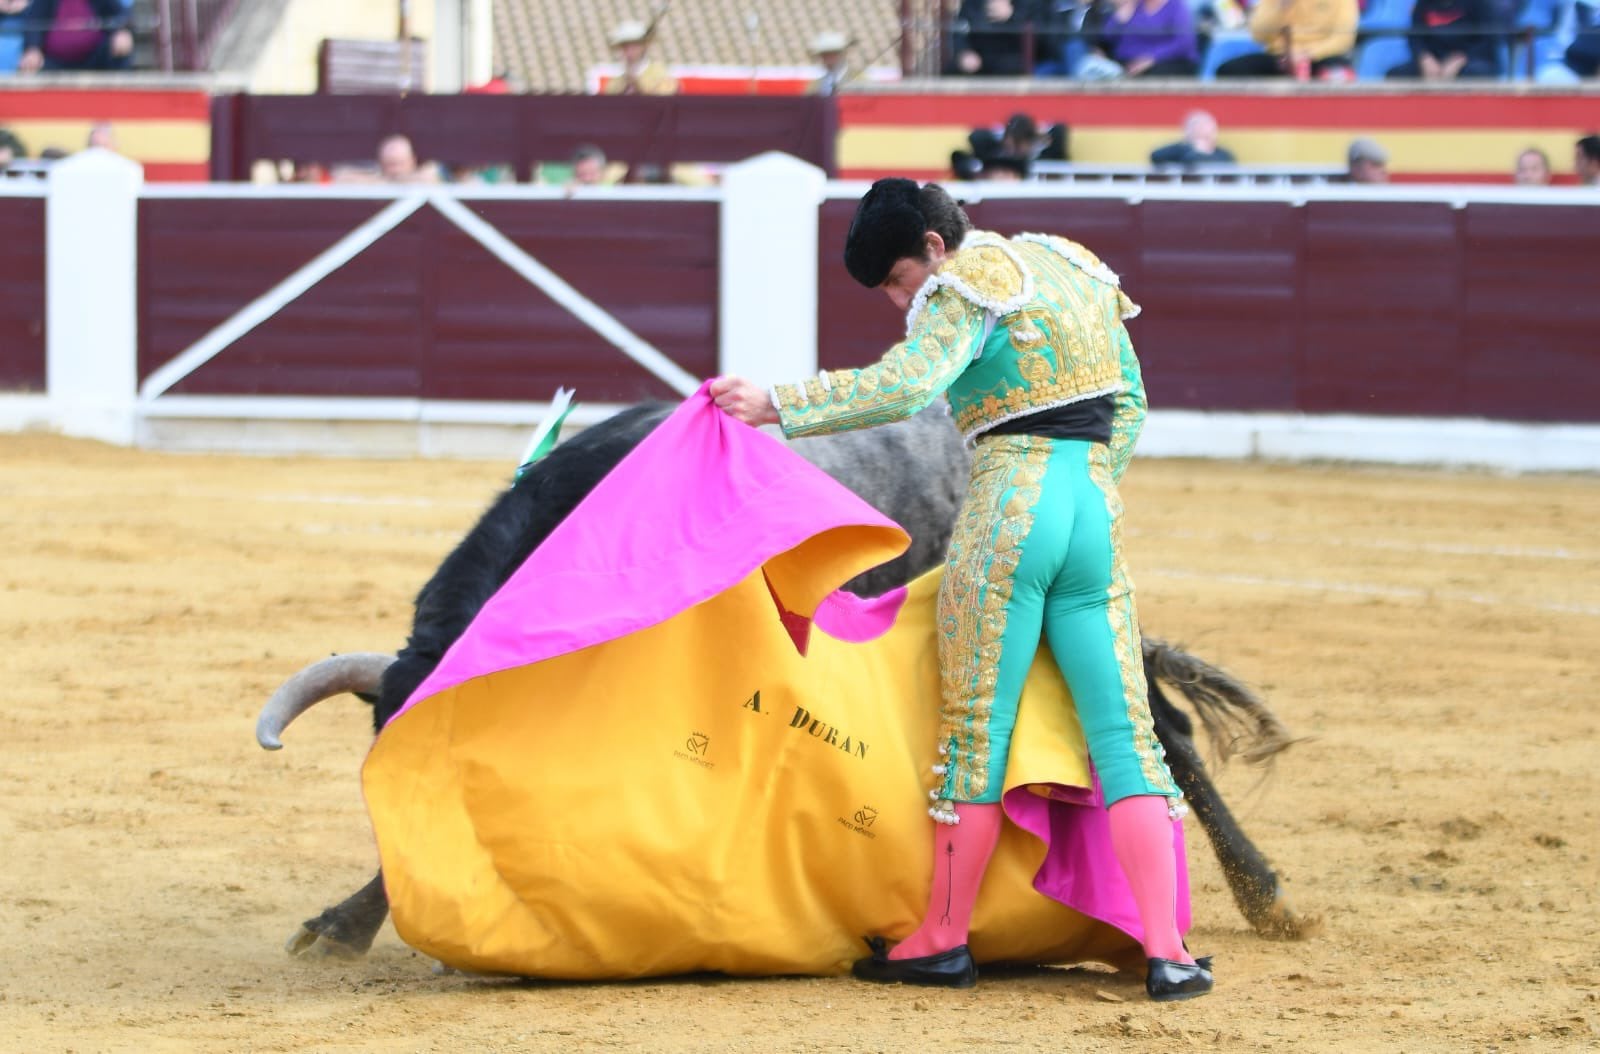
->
[1145, 955, 1214, 1001]
[851, 937, 978, 989]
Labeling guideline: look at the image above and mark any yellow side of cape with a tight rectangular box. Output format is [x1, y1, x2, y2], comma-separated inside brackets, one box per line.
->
[363, 569, 1139, 979]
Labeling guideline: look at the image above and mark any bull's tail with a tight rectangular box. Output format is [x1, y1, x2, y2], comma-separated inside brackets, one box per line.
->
[1142, 637, 1297, 767]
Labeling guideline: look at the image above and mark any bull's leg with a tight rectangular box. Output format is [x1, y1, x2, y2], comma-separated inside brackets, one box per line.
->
[1148, 677, 1320, 940]
[285, 870, 390, 959]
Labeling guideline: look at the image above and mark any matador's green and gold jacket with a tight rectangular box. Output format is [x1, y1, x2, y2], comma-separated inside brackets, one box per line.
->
[773, 230, 1146, 481]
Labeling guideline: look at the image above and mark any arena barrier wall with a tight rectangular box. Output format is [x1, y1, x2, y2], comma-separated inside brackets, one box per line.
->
[3, 151, 1596, 471]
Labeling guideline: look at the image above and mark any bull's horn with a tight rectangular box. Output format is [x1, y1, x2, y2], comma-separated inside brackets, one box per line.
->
[256, 652, 395, 750]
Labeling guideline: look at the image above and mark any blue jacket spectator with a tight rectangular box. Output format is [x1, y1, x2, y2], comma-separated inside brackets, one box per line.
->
[17, 0, 134, 73]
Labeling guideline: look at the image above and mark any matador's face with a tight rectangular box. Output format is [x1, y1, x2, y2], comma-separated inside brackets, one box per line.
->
[878, 232, 948, 312]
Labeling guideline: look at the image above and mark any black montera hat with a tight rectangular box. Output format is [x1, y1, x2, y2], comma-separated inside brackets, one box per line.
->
[843, 178, 929, 288]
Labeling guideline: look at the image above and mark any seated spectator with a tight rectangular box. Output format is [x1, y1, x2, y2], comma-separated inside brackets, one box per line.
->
[376, 134, 439, 185]
[806, 31, 852, 95]
[86, 121, 116, 152]
[1577, 134, 1600, 185]
[1513, 147, 1552, 185]
[1150, 110, 1237, 165]
[1386, 0, 1501, 79]
[0, 127, 26, 173]
[604, 20, 678, 95]
[950, 0, 1059, 76]
[17, 0, 135, 73]
[1216, 0, 1359, 78]
[570, 144, 610, 188]
[1563, 0, 1600, 78]
[952, 112, 1070, 178]
[1097, 0, 1201, 77]
[1345, 137, 1390, 183]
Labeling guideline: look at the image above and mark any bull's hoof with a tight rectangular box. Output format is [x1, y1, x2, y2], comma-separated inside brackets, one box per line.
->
[285, 921, 370, 960]
[1245, 882, 1324, 941]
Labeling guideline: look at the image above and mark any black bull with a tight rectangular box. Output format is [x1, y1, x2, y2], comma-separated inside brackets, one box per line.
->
[259, 402, 1318, 961]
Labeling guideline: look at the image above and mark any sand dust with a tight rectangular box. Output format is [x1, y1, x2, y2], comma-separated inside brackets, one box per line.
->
[2, 433, 1596, 1053]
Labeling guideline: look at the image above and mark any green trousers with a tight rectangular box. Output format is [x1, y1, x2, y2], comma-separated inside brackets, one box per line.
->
[932, 436, 1179, 814]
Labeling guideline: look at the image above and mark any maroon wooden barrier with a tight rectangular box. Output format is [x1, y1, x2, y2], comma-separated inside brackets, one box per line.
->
[137, 198, 718, 404]
[209, 94, 838, 183]
[818, 197, 1600, 425]
[0, 197, 46, 391]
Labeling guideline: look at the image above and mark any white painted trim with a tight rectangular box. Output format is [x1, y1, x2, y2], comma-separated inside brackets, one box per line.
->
[719, 153, 825, 387]
[430, 194, 701, 396]
[139, 184, 722, 203]
[47, 150, 142, 445]
[138, 196, 430, 401]
[0, 393, 54, 431]
[1139, 410, 1600, 473]
[823, 181, 1600, 208]
[0, 183, 48, 198]
[138, 394, 629, 428]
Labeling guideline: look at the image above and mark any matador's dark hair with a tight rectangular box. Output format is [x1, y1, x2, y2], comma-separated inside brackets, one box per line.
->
[843, 179, 972, 288]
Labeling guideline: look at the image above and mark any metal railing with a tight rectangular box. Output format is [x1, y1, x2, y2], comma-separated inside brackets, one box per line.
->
[154, 0, 245, 72]
[1030, 161, 1347, 184]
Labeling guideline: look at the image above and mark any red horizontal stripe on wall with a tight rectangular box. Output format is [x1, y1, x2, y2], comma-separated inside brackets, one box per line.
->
[839, 93, 1600, 130]
[0, 89, 210, 122]
[142, 161, 211, 182]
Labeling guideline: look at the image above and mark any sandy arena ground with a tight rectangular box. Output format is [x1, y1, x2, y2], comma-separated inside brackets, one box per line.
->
[2, 432, 1597, 1053]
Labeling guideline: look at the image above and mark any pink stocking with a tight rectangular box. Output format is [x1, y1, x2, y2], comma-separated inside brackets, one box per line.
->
[1107, 794, 1191, 962]
[889, 802, 1003, 960]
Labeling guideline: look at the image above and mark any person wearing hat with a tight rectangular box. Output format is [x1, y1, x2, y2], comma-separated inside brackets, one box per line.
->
[604, 19, 678, 96]
[806, 31, 852, 96]
[710, 180, 1209, 1002]
[1346, 137, 1390, 183]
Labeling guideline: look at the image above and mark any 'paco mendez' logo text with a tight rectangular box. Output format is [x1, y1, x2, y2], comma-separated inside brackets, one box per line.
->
[672, 731, 714, 769]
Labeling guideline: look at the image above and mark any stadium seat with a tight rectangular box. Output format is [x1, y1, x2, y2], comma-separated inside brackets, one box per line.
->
[1201, 32, 1266, 78]
[1511, 0, 1578, 78]
[1356, 35, 1412, 77]
[1360, 0, 1416, 29]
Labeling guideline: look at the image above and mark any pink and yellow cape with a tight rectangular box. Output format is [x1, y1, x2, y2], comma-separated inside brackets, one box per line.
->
[363, 385, 1189, 979]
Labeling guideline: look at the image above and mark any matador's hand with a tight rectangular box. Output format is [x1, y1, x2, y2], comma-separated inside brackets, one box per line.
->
[710, 375, 780, 427]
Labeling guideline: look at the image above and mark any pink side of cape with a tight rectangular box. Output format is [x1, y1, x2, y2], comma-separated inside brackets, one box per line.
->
[398, 384, 908, 722]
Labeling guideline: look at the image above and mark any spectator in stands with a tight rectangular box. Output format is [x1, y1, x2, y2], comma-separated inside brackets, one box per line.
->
[950, 0, 1059, 76]
[1345, 137, 1390, 183]
[0, 127, 26, 173]
[376, 134, 439, 185]
[86, 121, 116, 152]
[807, 31, 852, 95]
[1216, 0, 1359, 79]
[1150, 110, 1236, 165]
[17, 0, 135, 73]
[1577, 135, 1600, 185]
[605, 20, 678, 95]
[1386, 0, 1502, 79]
[1513, 147, 1552, 185]
[0, 0, 28, 74]
[951, 112, 1068, 180]
[1097, 0, 1202, 76]
[570, 144, 609, 187]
